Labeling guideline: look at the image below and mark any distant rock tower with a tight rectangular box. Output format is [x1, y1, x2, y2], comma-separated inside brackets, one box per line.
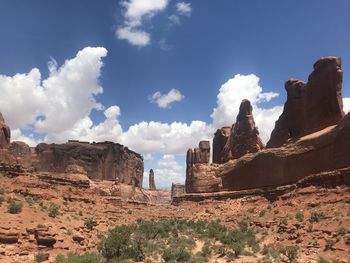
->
[149, 169, 156, 190]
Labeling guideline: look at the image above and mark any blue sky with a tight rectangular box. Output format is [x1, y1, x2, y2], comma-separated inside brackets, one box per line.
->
[1, 0, 350, 188]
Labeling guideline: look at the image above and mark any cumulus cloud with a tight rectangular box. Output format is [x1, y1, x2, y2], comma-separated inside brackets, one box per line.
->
[117, 0, 168, 46]
[343, 97, 350, 113]
[116, 27, 150, 47]
[176, 2, 192, 16]
[120, 120, 212, 155]
[149, 88, 185, 108]
[145, 155, 185, 188]
[211, 74, 281, 143]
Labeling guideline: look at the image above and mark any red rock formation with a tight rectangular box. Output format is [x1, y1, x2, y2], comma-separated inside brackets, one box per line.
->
[186, 141, 210, 192]
[34, 141, 144, 187]
[0, 112, 10, 149]
[267, 57, 344, 148]
[221, 100, 264, 163]
[212, 127, 231, 164]
[149, 169, 156, 190]
[171, 183, 185, 199]
[221, 112, 350, 190]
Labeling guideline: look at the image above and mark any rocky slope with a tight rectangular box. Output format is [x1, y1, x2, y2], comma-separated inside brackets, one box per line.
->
[0, 172, 349, 262]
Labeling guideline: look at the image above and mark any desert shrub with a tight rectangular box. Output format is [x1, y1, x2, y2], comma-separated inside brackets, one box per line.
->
[309, 211, 325, 223]
[337, 227, 348, 236]
[98, 219, 258, 262]
[280, 218, 288, 225]
[279, 246, 298, 263]
[7, 199, 23, 214]
[248, 207, 255, 213]
[295, 212, 304, 222]
[48, 203, 60, 218]
[259, 210, 267, 217]
[325, 239, 335, 250]
[317, 257, 330, 263]
[55, 252, 102, 263]
[162, 246, 191, 262]
[84, 218, 94, 231]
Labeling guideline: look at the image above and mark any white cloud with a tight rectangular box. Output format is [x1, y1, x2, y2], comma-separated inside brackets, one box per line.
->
[211, 74, 281, 143]
[159, 38, 173, 51]
[343, 97, 350, 113]
[168, 14, 180, 25]
[151, 154, 185, 187]
[120, 120, 212, 155]
[176, 2, 192, 16]
[117, 0, 169, 46]
[149, 88, 185, 108]
[168, 2, 192, 26]
[116, 27, 150, 47]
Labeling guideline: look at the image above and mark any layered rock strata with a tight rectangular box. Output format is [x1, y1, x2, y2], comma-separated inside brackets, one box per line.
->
[267, 57, 344, 148]
[35, 141, 144, 187]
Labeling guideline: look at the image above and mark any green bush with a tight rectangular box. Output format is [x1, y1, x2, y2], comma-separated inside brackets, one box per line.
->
[295, 212, 304, 222]
[55, 252, 102, 263]
[309, 211, 325, 223]
[84, 218, 94, 231]
[7, 199, 23, 214]
[279, 246, 298, 263]
[48, 203, 60, 218]
[163, 247, 191, 262]
[97, 219, 258, 262]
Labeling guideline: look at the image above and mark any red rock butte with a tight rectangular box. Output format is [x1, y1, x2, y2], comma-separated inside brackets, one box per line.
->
[182, 56, 350, 199]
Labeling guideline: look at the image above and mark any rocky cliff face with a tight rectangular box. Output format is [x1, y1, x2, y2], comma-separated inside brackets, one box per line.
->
[149, 169, 156, 190]
[35, 141, 144, 187]
[186, 141, 211, 193]
[0, 113, 10, 149]
[221, 113, 350, 190]
[221, 100, 264, 163]
[212, 127, 231, 164]
[267, 57, 344, 148]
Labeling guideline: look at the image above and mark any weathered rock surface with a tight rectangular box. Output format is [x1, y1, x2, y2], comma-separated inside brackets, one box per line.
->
[10, 141, 31, 157]
[221, 112, 350, 190]
[267, 57, 344, 148]
[221, 100, 264, 162]
[0, 112, 10, 149]
[186, 141, 210, 192]
[34, 141, 144, 187]
[212, 127, 231, 164]
[171, 183, 185, 199]
[149, 169, 156, 190]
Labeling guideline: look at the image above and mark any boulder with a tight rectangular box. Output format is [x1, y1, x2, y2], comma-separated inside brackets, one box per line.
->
[149, 169, 156, 190]
[221, 100, 264, 162]
[35, 229, 56, 247]
[212, 127, 231, 164]
[0, 112, 10, 149]
[267, 57, 344, 148]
